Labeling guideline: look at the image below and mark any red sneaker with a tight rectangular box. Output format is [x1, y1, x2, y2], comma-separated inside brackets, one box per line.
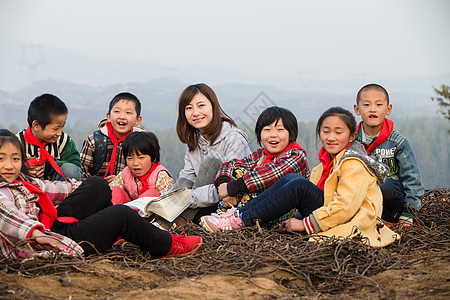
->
[163, 233, 202, 257]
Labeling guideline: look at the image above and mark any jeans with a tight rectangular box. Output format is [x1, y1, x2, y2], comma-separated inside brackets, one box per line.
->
[380, 178, 406, 222]
[51, 176, 172, 256]
[51, 163, 83, 181]
[239, 173, 324, 226]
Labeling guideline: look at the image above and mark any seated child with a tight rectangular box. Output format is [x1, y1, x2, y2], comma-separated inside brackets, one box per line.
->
[211, 106, 310, 228]
[16, 94, 82, 181]
[81, 92, 145, 183]
[353, 83, 424, 228]
[0, 129, 201, 259]
[110, 131, 174, 204]
[201, 107, 399, 248]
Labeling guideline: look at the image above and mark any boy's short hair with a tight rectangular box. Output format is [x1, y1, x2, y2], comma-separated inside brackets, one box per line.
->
[109, 92, 141, 116]
[255, 106, 298, 146]
[27, 94, 68, 128]
[356, 83, 390, 104]
[122, 131, 160, 163]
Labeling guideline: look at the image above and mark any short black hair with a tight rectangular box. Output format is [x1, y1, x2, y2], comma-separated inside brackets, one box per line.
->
[27, 94, 68, 128]
[255, 106, 298, 146]
[0, 129, 29, 175]
[356, 83, 390, 104]
[122, 131, 160, 163]
[108, 92, 141, 116]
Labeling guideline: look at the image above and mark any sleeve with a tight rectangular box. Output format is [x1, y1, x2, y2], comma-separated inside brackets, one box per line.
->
[0, 194, 44, 242]
[220, 131, 252, 163]
[80, 135, 95, 179]
[311, 159, 369, 232]
[173, 147, 196, 189]
[239, 148, 310, 194]
[58, 135, 82, 168]
[395, 139, 424, 212]
[34, 178, 79, 206]
[109, 171, 125, 189]
[155, 170, 175, 194]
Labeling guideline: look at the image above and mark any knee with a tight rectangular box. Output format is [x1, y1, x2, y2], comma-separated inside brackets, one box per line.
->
[60, 163, 82, 181]
[84, 176, 112, 198]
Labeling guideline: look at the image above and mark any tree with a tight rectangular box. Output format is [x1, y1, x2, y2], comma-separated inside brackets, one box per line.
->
[431, 84, 450, 121]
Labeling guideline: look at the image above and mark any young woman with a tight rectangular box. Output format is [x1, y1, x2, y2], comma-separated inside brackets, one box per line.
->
[201, 107, 399, 247]
[173, 83, 251, 222]
[0, 129, 201, 259]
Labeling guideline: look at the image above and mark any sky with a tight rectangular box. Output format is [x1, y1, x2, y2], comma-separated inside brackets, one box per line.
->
[0, 0, 449, 83]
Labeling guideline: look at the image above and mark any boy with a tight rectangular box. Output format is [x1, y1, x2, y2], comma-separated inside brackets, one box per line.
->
[353, 83, 424, 228]
[80, 92, 145, 183]
[17, 94, 82, 181]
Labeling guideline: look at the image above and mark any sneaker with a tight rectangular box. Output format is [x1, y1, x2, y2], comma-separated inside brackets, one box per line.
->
[200, 206, 243, 233]
[163, 233, 202, 257]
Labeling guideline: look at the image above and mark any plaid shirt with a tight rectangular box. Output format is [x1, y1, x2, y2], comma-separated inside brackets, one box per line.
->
[215, 146, 310, 194]
[0, 174, 83, 259]
[80, 120, 145, 179]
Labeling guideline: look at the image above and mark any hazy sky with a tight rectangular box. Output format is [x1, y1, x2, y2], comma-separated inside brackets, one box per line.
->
[0, 0, 449, 81]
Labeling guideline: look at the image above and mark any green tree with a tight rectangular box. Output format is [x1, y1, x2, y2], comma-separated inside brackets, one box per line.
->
[431, 84, 450, 123]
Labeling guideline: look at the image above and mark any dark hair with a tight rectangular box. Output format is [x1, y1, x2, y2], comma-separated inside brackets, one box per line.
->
[255, 106, 298, 146]
[122, 131, 160, 163]
[176, 83, 236, 151]
[0, 129, 29, 175]
[356, 83, 390, 104]
[27, 94, 68, 128]
[315, 107, 356, 142]
[108, 92, 142, 116]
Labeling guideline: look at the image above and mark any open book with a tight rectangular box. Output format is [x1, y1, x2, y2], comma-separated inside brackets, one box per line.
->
[124, 187, 192, 222]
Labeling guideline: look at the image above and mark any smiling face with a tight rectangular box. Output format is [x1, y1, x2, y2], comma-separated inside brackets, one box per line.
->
[126, 150, 153, 177]
[261, 119, 290, 155]
[354, 89, 392, 137]
[32, 113, 67, 144]
[107, 99, 142, 139]
[184, 92, 213, 135]
[319, 116, 355, 159]
[0, 142, 22, 183]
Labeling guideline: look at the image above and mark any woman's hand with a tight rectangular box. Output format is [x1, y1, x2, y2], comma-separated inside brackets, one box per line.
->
[218, 183, 229, 200]
[280, 218, 306, 232]
[397, 219, 413, 229]
[104, 175, 116, 184]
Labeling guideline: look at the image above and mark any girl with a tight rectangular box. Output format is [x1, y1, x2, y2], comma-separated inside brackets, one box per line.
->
[212, 106, 310, 228]
[110, 131, 174, 205]
[173, 83, 252, 223]
[0, 129, 201, 259]
[201, 107, 399, 247]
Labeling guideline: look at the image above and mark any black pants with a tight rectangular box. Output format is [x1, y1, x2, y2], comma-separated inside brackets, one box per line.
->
[51, 176, 172, 256]
[379, 178, 406, 222]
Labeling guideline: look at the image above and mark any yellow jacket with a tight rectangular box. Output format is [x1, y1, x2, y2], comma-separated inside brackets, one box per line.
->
[309, 142, 399, 247]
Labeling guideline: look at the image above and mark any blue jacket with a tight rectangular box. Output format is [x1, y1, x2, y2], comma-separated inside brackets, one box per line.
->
[358, 129, 424, 212]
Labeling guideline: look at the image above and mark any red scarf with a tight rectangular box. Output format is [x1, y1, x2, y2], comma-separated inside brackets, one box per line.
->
[23, 126, 66, 180]
[130, 162, 161, 197]
[316, 142, 352, 191]
[14, 180, 78, 229]
[357, 119, 393, 154]
[104, 122, 133, 177]
[262, 141, 306, 165]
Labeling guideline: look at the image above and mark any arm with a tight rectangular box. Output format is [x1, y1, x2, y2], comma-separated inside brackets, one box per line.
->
[173, 147, 196, 190]
[33, 178, 80, 206]
[229, 148, 309, 196]
[155, 170, 175, 194]
[109, 171, 125, 189]
[80, 135, 95, 179]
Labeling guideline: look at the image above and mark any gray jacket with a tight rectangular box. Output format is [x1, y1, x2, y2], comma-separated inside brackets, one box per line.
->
[177, 122, 251, 208]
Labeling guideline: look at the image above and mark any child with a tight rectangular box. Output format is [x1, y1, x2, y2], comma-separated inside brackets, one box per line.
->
[201, 107, 399, 248]
[353, 83, 424, 228]
[173, 83, 252, 223]
[16, 94, 82, 181]
[80, 92, 145, 183]
[213, 106, 310, 227]
[110, 131, 174, 205]
[0, 129, 202, 259]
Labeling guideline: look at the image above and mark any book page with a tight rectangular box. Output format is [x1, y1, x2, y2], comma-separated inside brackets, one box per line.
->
[124, 196, 158, 217]
[147, 187, 192, 222]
